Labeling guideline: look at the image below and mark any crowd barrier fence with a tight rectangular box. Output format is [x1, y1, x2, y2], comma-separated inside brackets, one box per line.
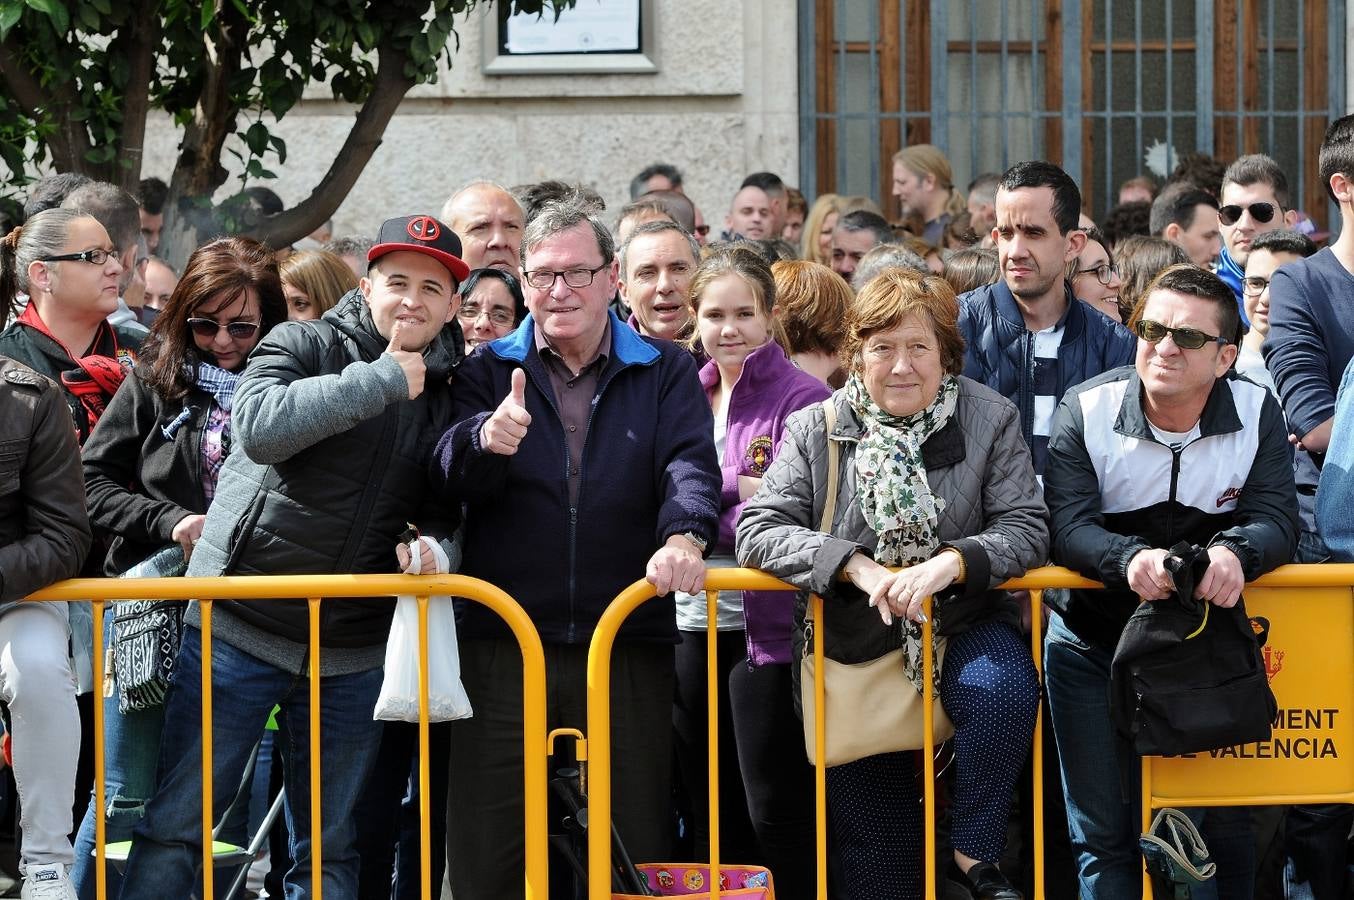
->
[585, 565, 1354, 900]
[27, 574, 549, 900]
[24, 565, 1354, 900]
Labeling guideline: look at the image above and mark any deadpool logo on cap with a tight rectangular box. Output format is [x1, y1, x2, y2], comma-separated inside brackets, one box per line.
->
[406, 216, 441, 242]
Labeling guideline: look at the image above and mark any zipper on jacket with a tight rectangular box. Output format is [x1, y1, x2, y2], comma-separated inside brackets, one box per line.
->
[326, 400, 400, 647]
[1166, 444, 1184, 542]
[1021, 330, 1035, 445]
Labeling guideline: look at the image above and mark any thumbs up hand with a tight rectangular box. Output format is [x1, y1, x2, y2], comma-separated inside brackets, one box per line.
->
[386, 321, 426, 400]
[480, 367, 532, 455]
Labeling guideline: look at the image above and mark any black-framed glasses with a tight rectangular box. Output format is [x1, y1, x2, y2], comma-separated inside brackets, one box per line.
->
[1134, 318, 1230, 350]
[1075, 262, 1119, 286]
[522, 263, 607, 291]
[1242, 276, 1272, 298]
[187, 318, 261, 340]
[1218, 202, 1277, 226]
[38, 248, 114, 265]
[458, 302, 515, 327]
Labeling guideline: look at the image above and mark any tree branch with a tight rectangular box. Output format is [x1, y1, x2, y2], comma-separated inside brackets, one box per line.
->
[0, 32, 93, 174]
[250, 40, 416, 248]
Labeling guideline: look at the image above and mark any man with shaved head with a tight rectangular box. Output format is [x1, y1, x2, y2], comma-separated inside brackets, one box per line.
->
[442, 181, 526, 272]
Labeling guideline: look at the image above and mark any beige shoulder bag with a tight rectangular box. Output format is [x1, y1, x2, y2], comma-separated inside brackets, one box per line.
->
[800, 398, 954, 767]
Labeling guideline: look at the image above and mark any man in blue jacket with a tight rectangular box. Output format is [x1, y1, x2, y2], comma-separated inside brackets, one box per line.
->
[435, 196, 720, 899]
[958, 160, 1137, 477]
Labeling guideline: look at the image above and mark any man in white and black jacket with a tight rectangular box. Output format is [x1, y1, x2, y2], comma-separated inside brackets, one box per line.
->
[1043, 263, 1298, 899]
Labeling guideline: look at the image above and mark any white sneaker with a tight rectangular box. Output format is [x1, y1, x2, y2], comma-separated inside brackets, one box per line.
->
[20, 863, 77, 900]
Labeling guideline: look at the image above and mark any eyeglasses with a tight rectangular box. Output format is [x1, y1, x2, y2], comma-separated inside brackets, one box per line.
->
[1134, 318, 1230, 350]
[187, 318, 262, 340]
[1217, 202, 1277, 226]
[522, 263, 608, 291]
[38, 248, 114, 265]
[1242, 276, 1272, 298]
[1074, 262, 1120, 286]
[458, 303, 515, 327]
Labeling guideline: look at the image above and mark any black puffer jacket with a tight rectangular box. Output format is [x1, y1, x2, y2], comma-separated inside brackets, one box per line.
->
[185, 290, 462, 647]
[0, 356, 92, 608]
[82, 370, 215, 575]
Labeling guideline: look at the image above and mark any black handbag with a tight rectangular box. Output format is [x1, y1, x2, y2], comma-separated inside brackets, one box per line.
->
[1110, 542, 1277, 756]
[112, 545, 188, 713]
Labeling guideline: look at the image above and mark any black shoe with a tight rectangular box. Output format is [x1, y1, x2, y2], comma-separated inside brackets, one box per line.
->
[958, 861, 1023, 900]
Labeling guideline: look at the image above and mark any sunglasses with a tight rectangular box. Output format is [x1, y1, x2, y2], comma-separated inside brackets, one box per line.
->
[1217, 202, 1277, 226]
[187, 318, 261, 340]
[1134, 318, 1230, 350]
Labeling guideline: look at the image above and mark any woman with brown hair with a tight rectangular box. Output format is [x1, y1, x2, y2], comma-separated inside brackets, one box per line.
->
[279, 248, 359, 321]
[771, 259, 853, 387]
[72, 237, 287, 898]
[673, 246, 829, 899]
[738, 269, 1046, 900]
[1114, 234, 1190, 324]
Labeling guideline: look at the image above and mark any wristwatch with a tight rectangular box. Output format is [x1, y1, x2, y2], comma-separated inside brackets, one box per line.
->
[679, 531, 708, 554]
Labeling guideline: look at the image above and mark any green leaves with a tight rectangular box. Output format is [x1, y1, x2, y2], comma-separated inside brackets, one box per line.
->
[24, 0, 68, 35]
[0, 0, 581, 205]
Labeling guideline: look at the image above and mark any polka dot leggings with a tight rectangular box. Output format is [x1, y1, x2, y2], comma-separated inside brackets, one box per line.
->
[824, 620, 1041, 900]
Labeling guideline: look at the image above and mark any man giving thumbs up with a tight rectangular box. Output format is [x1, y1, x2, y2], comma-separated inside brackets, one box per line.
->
[433, 196, 720, 898]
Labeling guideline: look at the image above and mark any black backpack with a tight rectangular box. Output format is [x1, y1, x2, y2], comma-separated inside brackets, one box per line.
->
[1110, 542, 1277, 756]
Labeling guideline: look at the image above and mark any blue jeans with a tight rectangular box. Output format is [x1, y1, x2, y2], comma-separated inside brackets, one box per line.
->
[71, 611, 166, 899]
[118, 626, 384, 900]
[1044, 613, 1254, 900]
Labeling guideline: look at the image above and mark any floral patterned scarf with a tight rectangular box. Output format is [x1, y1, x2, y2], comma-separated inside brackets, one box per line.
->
[844, 371, 959, 690]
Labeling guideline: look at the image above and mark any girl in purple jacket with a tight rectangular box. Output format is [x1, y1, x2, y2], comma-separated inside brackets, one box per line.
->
[671, 246, 829, 899]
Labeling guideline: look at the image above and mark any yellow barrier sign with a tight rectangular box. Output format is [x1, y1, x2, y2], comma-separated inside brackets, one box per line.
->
[1146, 587, 1354, 805]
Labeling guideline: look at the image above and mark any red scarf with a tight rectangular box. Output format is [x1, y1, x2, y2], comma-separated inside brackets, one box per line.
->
[16, 303, 131, 437]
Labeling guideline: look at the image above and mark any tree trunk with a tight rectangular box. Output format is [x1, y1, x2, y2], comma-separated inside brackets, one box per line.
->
[111, 0, 161, 195]
[160, 0, 248, 268]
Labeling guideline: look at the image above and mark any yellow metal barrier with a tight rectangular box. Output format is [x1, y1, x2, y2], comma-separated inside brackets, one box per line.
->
[586, 564, 1354, 900]
[28, 574, 551, 900]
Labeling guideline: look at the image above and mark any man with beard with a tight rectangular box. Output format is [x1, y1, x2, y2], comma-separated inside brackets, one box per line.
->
[957, 160, 1136, 476]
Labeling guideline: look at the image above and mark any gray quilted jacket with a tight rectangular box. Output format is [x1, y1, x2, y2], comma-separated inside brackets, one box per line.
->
[735, 376, 1049, 664]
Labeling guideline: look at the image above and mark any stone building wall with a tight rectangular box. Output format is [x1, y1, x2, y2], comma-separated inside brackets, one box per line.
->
[139, 0, 800, 243]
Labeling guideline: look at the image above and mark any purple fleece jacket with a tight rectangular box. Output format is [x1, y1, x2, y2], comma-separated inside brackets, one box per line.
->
[701, 341, 830, 664]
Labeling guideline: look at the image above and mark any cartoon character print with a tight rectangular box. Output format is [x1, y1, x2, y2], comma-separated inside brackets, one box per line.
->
[654, 868, 675, 889]
[683, 868, 705, 891]
[744, 435, 774, 476]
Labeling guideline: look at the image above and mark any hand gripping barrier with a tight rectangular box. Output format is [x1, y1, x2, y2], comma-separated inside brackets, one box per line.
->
[585, 565, 1354, 900]
[28, 574, 550, 900]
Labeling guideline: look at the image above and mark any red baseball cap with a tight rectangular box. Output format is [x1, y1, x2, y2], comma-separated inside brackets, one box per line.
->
[368, 215, 471, 283]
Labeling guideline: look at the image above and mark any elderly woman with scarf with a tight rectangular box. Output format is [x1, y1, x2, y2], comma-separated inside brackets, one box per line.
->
[736, 269, 1047, 900]
[72, 237, 286, 899]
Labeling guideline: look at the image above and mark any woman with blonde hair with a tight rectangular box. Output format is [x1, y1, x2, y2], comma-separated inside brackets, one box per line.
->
[278, 248, 358, 320]
[892, 144, 966, 246]
[801, 193, 843, 265]
[771, 259, 853, 387]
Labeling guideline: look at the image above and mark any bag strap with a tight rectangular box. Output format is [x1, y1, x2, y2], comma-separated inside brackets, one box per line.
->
[819, 398, 839, 534]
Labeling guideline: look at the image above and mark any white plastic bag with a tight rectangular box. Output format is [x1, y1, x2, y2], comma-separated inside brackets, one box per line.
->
[373, 537, 473, 723]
